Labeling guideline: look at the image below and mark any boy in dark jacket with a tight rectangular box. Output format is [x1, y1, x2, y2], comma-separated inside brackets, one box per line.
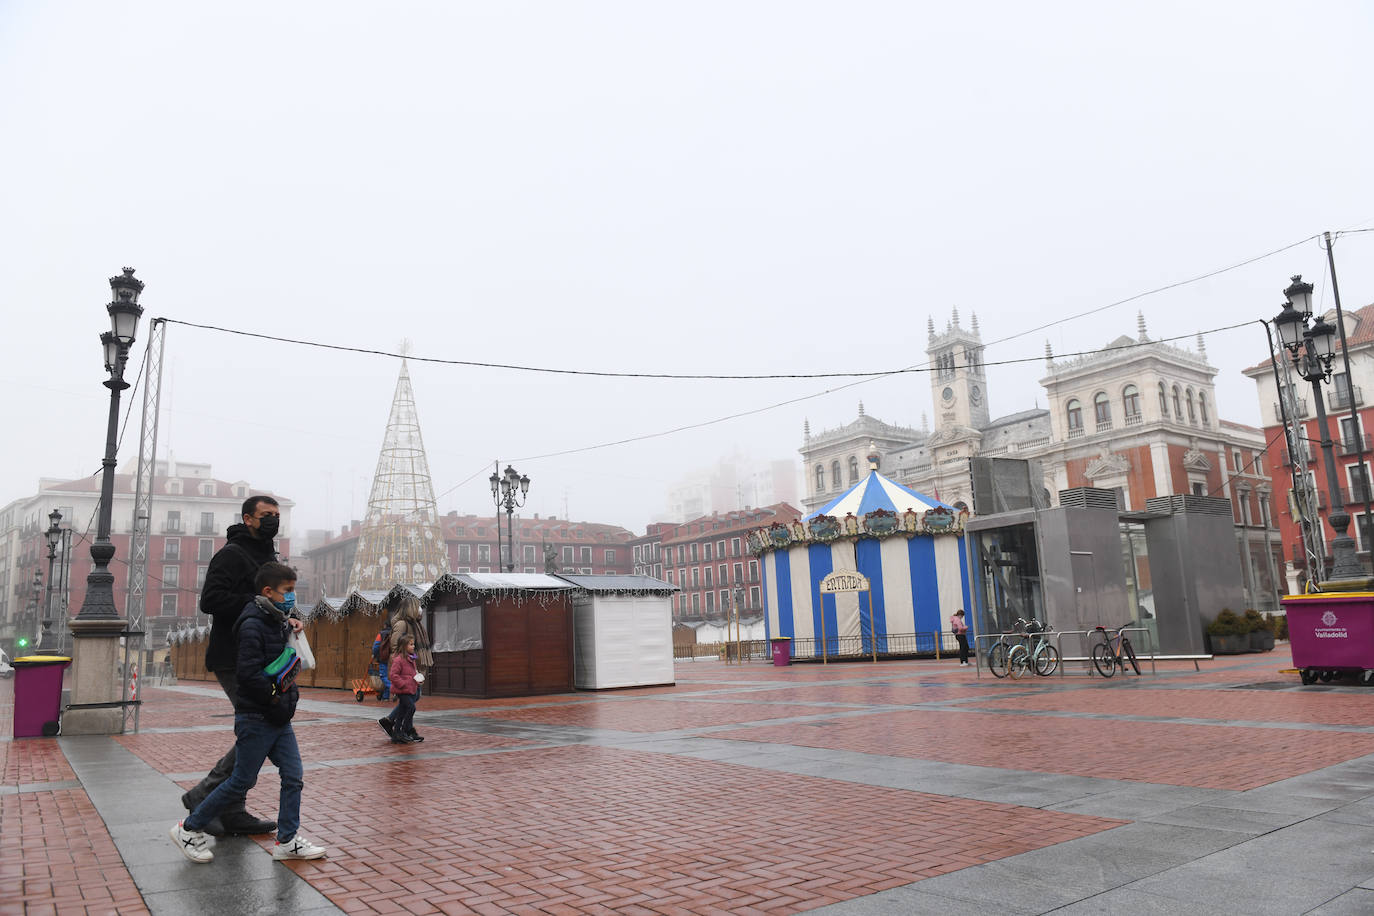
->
[170, 562, 328, 864]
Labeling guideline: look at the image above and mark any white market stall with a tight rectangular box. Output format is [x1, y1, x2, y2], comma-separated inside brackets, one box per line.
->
[558, 574, 677, 689]
[751, 459, 974, 660]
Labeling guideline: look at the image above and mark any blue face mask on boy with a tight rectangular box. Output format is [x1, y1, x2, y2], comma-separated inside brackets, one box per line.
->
[274, 591, 296, 614]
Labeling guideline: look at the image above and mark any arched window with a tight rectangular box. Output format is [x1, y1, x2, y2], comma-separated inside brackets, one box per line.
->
[831, 461, 842, 488]
[815, 465, 825, 492]
[1122, 384, 1141, 419]
[1066, 398, 1083, 432]
[1172, 385, 1182, 420]
[1198, 392, 1209, 424]
[1186, 388, 1196, 422]
[1093, 391, 1112, 427]
[848, 456, 860, 482]
[1158, 382, 1168, 413]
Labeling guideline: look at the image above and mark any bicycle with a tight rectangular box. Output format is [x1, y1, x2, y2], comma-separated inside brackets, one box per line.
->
[986, 618, 1040, 678]
[1091, 624, 1140, 677]
[1007, 619, 1059, 678]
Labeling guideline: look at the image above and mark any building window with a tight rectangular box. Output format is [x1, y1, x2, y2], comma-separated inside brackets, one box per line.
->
[1158, 382, 1168, 413]
[1172, 385, 1182, 420]
[196, 565, 207, 589]
[1093, 392, 1111, 427]
[198, 538, 214, 561]
[1186, 389, 1196, 423]
[691, 593, 700, 615]
[703, 542, 712, 561]
[749, 560, 758, 581]
[691, 568, 700, 587]
[162, 565, 179, 588]
[1122, 384, 1140, 419]
[750, 586, 760, 607]
[1198, 392, 1209, 424]
[165, 510, 181, 533]
[1066, 399, 1083, 432]
[717, 540, 726, 558]
[720, 589, 730, 609]
[848, 456, 860, 482]
[815, 465, 825, 492]
[525, 545, 538, 563]
[704, 567, 713, 587]
[718, 563, 727, 585]
[580, 547, 592, 563]
[690, 543, 698, 562]
[705, 591, 714, 612]
[832, 461, 842, 488]
[479, 545, 492, 563]
[731, 537, 741, 556]
[164, 538, 180, 561]
[1233, 451, 1243, 472]
[1192, 482, 1206, 496]
[199, 512, 215, 535]
[161, 594, 177, 614]
[458, 544, 470, 562]
[1349, 464, 1372, 503]
[733, 562, 743, 584]
[1357, 514, 1374, 552]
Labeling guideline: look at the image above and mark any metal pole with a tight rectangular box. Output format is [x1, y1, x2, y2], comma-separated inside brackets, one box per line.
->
[1308, 359, 1363, 579]
[1263, 319, 1323, 587]
[76, 352, 131, 622]
[1324, 233, 1373, 562]
[43, 537, 57, 651]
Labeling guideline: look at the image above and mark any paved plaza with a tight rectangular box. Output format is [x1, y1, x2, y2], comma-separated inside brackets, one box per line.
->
[5, 649, 1374, 914]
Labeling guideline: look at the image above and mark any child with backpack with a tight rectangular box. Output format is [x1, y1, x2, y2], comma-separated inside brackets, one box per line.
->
[371, 625, 392, 701]
[379, 635, 423, 744]
[170, 562, 328, 864]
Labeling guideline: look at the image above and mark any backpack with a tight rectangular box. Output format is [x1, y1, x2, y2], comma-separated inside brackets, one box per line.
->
[373, 630, 391, 665]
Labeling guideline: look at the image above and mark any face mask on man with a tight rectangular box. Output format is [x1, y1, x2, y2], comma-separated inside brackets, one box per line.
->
[273, 591, 296, 614]
[255, 515, 280, 538]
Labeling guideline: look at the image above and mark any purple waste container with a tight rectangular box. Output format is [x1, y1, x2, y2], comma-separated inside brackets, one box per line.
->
[12, 655, 70, 738]
[1282, 593, 1374, 685]
[770, 637, 792, 667]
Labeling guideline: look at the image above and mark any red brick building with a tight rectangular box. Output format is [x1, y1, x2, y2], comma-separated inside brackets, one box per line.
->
[657, 503, 802, 623]
[304, 512, 634, 597]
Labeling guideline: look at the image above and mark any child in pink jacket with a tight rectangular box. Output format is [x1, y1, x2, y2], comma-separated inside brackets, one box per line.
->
[379, 636, 422, 744]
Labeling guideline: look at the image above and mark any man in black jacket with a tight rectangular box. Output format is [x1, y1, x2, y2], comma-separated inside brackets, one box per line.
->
[180, 495, 300, 836]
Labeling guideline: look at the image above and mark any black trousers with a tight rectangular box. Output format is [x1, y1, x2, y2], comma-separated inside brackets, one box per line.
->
[955, 633, 969, 664]
[181, 670, 250, 814]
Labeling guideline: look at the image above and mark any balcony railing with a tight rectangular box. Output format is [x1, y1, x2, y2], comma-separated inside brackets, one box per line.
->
[1124, 413, 1144, 427]
[1340, 434, 1372, 457]
[1067, 427, 1085, 439]
[1338, 487, 1374, 508]
[1274, 399, 1310, 421]
[1095, 419, 1113, 432]
[1329, 385, 1363, 410]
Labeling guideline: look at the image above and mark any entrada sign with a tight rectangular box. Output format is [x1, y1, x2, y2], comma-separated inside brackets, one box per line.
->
[820, 570, 870, 593]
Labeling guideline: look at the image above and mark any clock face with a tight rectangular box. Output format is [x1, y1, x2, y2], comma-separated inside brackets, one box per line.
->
[971, 385, 982, 406]
[941, 386, 954, 402]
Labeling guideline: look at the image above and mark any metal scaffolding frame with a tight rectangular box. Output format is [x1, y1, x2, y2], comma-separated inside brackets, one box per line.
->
[124, 318, 166, 733]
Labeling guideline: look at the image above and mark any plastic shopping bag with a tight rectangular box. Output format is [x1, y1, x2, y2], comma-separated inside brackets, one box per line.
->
[288, 629, 316, 670]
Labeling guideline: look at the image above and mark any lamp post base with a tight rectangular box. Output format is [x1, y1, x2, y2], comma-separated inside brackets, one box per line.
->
[62, 617, 128, 736]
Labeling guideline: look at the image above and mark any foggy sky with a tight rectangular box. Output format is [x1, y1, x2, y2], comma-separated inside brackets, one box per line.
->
[2, 1, 1372, 538]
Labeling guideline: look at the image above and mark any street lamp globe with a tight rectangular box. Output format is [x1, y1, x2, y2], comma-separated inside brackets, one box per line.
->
[1284, 274, 1315, 318]
[1274, 301, 1306, 352]
[46, 510, 63, 551]
[1306, 315, 1338, 364]
[107, 267, 145, 347]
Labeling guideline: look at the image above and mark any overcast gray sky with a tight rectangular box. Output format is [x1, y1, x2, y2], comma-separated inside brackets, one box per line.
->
[3, 1, 1372, 538]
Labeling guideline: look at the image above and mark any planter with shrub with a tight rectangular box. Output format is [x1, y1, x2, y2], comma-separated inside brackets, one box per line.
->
[1245, 609, 1275, 652]
[1207, 609, 1249, 654]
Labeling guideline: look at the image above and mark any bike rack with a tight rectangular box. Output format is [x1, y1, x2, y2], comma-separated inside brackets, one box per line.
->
[1055, 627, 1157, 677]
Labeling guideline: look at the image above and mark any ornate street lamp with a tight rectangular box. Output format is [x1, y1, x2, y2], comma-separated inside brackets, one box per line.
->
[40, 510, 63, 652]
[489, 464, 531, 573]
[1273, 274, 1365, 581]
[75, 268, 144, 622]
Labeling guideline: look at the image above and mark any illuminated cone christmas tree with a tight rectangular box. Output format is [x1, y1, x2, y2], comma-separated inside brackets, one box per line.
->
[348, 360, 450, 590]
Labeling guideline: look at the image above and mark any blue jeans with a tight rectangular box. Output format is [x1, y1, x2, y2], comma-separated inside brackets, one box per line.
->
[377, 661, 391, 698]
[185, 712, 304, 844]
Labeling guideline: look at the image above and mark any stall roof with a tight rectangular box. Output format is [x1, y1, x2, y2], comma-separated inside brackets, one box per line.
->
[556, 574, 678, 594]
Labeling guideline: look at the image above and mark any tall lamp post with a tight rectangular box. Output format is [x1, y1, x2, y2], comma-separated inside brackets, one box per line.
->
[489, 464, 530, 573]
[1273, 275, 1367, 582]
[64, 268, 144, 737]
[40, 510, 63, 652]
[75, 268, 144, 622]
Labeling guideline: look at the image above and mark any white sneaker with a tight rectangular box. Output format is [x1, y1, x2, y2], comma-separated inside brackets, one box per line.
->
[273, 834, 328, 860]
[170, 820, 213, 863]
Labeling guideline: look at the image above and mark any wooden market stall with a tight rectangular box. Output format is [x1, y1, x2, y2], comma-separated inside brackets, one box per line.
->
[421, 573, 575, 698]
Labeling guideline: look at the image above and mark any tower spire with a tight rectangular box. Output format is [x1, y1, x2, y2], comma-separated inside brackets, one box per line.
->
[1137, 311, 1148, 342]
[347, 360, 450, 591]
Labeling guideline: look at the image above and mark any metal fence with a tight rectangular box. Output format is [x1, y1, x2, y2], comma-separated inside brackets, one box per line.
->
[676, 632, 959, 663]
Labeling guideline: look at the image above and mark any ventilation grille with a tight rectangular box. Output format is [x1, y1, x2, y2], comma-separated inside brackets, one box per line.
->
[1144, 494, 1234, 517]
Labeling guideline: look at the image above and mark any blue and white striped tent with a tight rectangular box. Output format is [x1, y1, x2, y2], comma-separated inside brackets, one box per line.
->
[805, 469, 951, 520]
[760, 469, 973, 655]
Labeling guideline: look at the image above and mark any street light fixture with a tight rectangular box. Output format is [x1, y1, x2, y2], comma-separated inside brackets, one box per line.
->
[1273, 274, 1365, 581]
[40, 510, 63, 652]
[489, 464, 531, 573]
[75, 268, 144, 622]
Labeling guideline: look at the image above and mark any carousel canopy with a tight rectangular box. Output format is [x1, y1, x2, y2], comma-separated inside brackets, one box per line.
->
[805, 469, 951, 521]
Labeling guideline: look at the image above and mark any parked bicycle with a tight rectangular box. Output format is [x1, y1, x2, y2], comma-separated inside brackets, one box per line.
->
[1091, 624, 1141, 677]
[986, 618, 1054, 678]
[1007, 618, 1059, 678]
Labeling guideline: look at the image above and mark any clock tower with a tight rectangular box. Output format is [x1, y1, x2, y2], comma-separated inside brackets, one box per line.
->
[927, 308, 989, 432]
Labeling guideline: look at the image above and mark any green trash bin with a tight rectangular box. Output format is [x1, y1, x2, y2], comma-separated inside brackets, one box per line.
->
[12, 655, 70, 738]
